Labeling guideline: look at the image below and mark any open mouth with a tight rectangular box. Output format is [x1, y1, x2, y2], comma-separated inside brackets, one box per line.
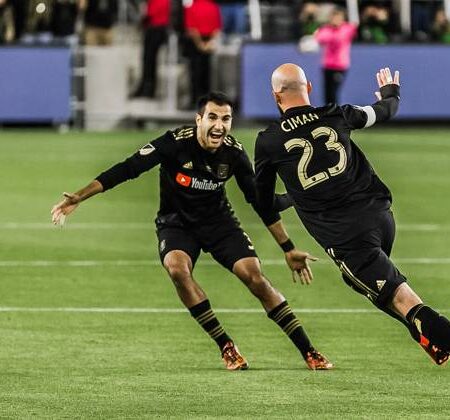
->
[209, 131, 224, 142]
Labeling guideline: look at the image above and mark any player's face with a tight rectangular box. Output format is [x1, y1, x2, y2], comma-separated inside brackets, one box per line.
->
[196, 102, 232, 152]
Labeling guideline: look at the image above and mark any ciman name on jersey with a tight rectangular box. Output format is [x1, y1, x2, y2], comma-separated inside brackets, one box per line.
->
[281, 112, 320, 132]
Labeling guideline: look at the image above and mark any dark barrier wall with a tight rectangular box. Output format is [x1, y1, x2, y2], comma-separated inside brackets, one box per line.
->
[0, 47, 71, 123]
[241, 44, 450, 119]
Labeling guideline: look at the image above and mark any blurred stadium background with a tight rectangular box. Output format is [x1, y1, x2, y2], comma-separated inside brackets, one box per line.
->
[1, 0, 449, 418]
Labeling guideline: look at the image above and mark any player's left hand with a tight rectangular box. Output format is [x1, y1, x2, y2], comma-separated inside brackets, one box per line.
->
[284, 249, 318, 285]
[375, 67, 399, 100]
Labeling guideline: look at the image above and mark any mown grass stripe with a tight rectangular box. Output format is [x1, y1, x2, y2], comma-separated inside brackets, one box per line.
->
[0, 307, 447, 314]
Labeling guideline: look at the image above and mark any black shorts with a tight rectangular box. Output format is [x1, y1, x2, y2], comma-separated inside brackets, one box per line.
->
[325, 209, 407, 306]
[156, 217, 257, 272]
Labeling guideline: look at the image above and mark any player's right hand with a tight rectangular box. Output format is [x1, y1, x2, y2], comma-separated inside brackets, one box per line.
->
[51, 192, 81, 226]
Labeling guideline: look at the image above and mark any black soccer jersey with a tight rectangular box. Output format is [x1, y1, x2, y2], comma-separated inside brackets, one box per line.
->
[254, 102, 394, 248]
[96, 126, 280, 227]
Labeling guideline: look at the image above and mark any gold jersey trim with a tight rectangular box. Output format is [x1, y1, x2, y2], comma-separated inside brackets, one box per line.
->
[174, 128, 195, 141]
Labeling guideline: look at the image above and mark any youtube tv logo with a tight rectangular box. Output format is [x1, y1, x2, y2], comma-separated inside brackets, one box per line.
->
[176, 172, 192, 187]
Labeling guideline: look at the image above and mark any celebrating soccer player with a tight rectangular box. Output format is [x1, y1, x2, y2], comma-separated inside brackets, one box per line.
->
[254, 63, 450, 365]
[51, 92, 332, 371]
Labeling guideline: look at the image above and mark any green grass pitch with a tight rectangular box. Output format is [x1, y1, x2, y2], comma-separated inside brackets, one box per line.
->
[0, 127, 449, 418]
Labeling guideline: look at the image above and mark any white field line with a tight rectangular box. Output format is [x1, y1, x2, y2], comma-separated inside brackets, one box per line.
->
[0, 222, 449, 232]
[0, 307, 447, 314]
[1, 258, 450, 267]
[0, 307, 371, 314]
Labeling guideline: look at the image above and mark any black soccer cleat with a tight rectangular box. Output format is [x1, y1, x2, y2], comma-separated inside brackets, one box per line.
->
[419, 335, 449, 366]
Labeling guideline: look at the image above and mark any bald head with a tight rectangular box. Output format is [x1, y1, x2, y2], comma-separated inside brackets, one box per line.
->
[271, 63, 311, 112]
[271, 63, 308, 93]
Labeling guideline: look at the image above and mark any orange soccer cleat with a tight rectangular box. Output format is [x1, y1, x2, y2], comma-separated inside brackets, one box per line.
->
[305, 350, 334, 370]
[221, 341, 249, 371]
[419, 335, 449, 366]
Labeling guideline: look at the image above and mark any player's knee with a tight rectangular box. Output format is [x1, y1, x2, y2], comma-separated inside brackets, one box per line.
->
[163, 252, 192, 280]
[242, 270, 273, 296]
[164, 260, 192, 288]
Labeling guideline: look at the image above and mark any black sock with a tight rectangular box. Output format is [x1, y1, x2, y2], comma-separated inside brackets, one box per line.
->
[268, 301, 314, 359]
[189, 299, 231, 351]
[407, 304, 450, 351]
[374, 301, 421, 342]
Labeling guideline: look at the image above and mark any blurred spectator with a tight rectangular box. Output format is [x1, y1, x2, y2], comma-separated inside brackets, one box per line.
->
[131, 0, 170, 98]
[411, 0, 436, 42]
[299, 1, 320, 37]
[358, 4, 389, 43]
[184, 0, 221, 108]
[0, 0, 15, 44]
[10, 0, 26, 41]
[83, 0, 118, 46]
[51, 0, 83, 45]
[315, 6, 357, 104]
[431, 8, 450, 43]
[215, 0, 247, 36]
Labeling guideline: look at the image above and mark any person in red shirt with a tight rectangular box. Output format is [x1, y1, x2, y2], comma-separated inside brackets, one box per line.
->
[131, 0, 170, 98]
[183, 0, 221, 107]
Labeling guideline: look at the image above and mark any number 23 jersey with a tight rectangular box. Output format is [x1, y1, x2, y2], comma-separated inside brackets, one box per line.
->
[254, 104, 392, 243]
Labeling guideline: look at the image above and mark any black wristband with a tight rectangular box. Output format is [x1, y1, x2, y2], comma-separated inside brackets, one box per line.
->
[280, 239, 295, 253]
[380, 84, 400, 99]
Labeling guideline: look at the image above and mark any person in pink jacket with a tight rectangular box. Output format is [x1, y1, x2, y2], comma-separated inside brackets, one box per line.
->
[315, 7, 357, 104]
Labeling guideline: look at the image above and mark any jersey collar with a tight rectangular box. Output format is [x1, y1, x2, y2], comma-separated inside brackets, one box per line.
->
[282, 105, 315, 118]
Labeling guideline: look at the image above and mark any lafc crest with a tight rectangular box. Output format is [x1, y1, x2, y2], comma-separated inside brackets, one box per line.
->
[217, 164, 230, 179]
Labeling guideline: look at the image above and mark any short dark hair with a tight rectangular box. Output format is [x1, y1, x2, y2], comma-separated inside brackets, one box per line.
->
[197, 92, 233, 115]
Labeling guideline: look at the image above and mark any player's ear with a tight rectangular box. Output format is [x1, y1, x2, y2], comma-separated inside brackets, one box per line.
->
[307, 81, 313, 94]
[195, 113, 202, 126]
[272, 91, 282, 105]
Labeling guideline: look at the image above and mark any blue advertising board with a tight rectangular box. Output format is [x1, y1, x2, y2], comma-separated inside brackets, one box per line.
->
[0, 47, 71, 123]
[241, 44, 450, 119]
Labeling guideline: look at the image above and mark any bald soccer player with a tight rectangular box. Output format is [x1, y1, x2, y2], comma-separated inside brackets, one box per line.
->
[254, 63, 450, 365]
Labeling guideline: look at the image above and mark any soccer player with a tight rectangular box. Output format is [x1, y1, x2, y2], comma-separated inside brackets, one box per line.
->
[254, 63, 450, 365]
[51, 92, 332, 371]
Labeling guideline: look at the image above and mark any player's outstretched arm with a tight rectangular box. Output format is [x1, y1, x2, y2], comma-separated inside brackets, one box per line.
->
[51, 180, 104, 226]
[267, 220, 318, 285]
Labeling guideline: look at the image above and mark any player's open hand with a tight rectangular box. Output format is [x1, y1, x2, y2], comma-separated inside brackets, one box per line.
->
[375, 67, 400, 100]
[51, 192, 81, 226]
[284, 249, 318, 285]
